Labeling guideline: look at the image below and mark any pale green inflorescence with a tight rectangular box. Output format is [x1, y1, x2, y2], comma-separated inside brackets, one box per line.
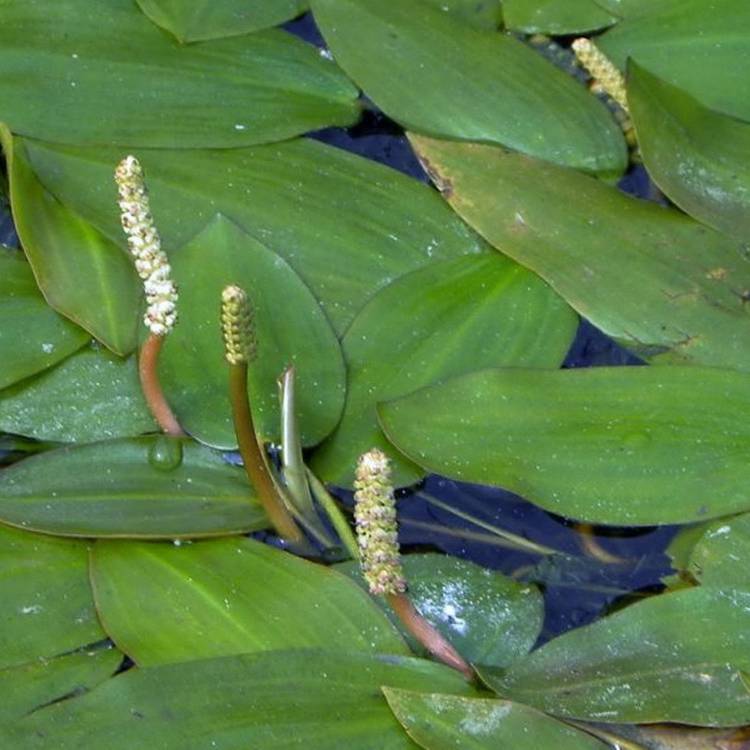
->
[220, 285, 257, 365]
[354, 448, 407, 596]
[115, 155, 178, 336]
[572, 37, 629, 113]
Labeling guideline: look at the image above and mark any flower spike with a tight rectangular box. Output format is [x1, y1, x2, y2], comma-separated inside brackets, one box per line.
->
[221, 285, 256, 365]
[572, 37, 629, 113]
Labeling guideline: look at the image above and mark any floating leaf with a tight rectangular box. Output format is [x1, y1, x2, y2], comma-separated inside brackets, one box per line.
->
[136, 0, 307, 42]
[0, 647, 121, 723]
[483, 586, 750, 726]
[409, 135, 750, 371]
[340, 554, 544, 669]
[599, 0, 750, 121]
[311, 0, 626, 174]
[0, 437, 267, 538]
[6, 650, 474, 749]
[1, 128, 140, 355]
[0, 0, 358, 148]
[422, 0, 502, 29]
[595, 0, 683, 18]
[502, 0, 617, 34]
[685, 514, 750, 590]
[24, 137, 489, 334]
[384, 688, 610, 750]
[379, 366, 750, 526]
[628, 61, 750, 243]
[0, 345, 155, 443]
[0, 251, 88, 390]
[0, 524, 105, 670]
[311, 255, 576, 487]
[91, 536, 408, 665]
[160, 216, 345, 448]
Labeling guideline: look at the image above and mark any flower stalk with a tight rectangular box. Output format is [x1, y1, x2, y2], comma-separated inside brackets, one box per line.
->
[115, 155, 183, 436]
[221, 285, 304, 544]
[354, 449, 473, 680]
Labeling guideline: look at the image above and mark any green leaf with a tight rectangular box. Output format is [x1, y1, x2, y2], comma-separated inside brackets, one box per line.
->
[599, 0, 750, 121]
[594, 0, 683, 18]
[409, 134, 750, 371]
[1, 128, 140, 355]
[0, 0, 358, 148]
[0, 251, 89, 390]
[91, 536, 408, 665]
[24, 137, 489, 335]
[378, 366, 750, 526]
[136, 0, 307, 42]
[502, 0, 617, 35]
[0, 647, 121, 723]
[685, 514, 750, 590]
[340, 554, 544, 669]
[7, 650, 474, 749]
[483, 586, 750, 726]
[384, 688, 610, 750]
[627, 61, 750, 243]
[0, 524, 106, 669]
[0, 436, 267, 538]
[310, 0, 626, 175]
[160, 216, 345, 448]
[0, 345, 155, 443]
[422, 0, 502, 29]
[311, 255, 576, 488]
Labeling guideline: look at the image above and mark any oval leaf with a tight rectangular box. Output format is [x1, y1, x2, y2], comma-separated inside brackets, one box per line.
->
[0, 252, 88, 389]
[379, 366, 750, 526]
[0, 0, 358, 147]
[136, 0, 306, 42]
[502, 0, 617, 34]
[91, 536, 408, 665]
[0, 525, 106, 670]
[409, 134, 750, 371]
[0, 437, 267, 538]
[161, 216, 345, 448]
[24, 137, 490, 334]
[628, 61, 750, 243]
[6, 650, 474, 749]
[686, 514, 750, 590]
[422, 0, 502, 29]
[384, 689, 610, 750]
[311, 0, 626, 174]
[311, 255, 576, 487]
[0, 345, 155, 443]
[483, 587, 750, 726]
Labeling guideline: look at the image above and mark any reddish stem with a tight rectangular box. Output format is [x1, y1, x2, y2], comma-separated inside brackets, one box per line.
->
[138, 334, 184, 437]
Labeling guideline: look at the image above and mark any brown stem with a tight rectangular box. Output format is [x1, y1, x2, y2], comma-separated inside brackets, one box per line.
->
[229, 362, 304, 544]
[139, 334, 184, 437]
[387, 592, 474, 681]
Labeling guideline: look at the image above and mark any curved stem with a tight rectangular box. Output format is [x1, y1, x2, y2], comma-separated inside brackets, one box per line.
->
[138, 334, 184, 437]
[387, 592, 474, 681]
[229, 363, 304, 544]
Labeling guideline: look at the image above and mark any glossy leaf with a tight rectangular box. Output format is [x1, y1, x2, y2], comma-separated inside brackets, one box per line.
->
[0, 647, 121, 723]
[0, 0, 358, 148]
[409, 135, 750, 371]
[1, 129, 139, 354]
[628, 61, 750, 243]
[384, 689, 610, 750]
[0, 437, 267, 538]
[91, 536, 408, 665]
[0, 524, 105, 670]
[160, 216, 345, 448]
[0, 345, 155, 443]
[311, 0, 626, 174]
[599, 0, 750, 121]
[483, 587, 750, 726]
[6, 650, 474, 749]
[422, 0, 502, 29]
[502, 0, 617, 34]
[595, 0, 683, 18]
[340, 554, 544, 669]
[136, 0, 306, 42]
[24, 137, 489, 334]
[0, 252, 88, 390]
[311, 255, 576, 487]
[379, 366, 750, 526]
[686, 514, 750, 590]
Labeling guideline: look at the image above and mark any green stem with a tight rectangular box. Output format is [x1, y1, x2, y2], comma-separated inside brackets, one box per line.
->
[306, 467, 359, 560]
[229, 362, 303, 544]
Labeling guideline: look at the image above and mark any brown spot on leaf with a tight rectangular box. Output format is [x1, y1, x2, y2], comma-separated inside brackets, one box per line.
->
[414, 154, 454, 198]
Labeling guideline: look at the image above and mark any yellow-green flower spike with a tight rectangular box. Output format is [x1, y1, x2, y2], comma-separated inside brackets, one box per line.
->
[221, 285, 257, 365]
[115, 155, 178, 336]
[354, 449, 407, 596]
[572, 37, 629, 113]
